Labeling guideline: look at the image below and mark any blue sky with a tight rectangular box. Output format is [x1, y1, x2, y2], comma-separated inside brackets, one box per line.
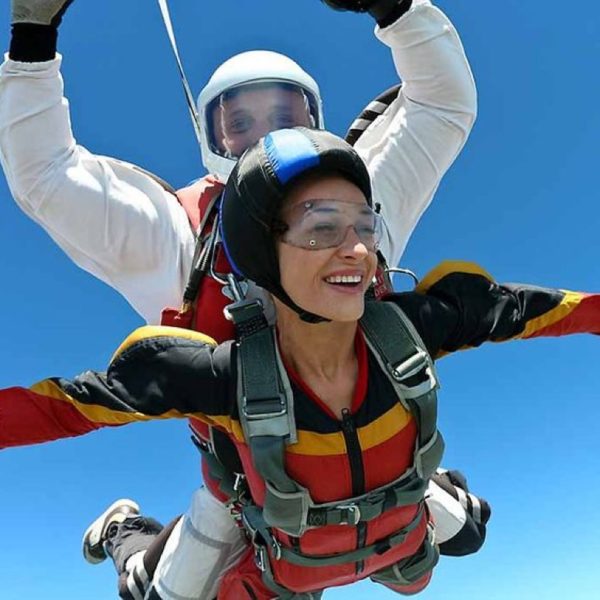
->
[1, 1, 599, 598]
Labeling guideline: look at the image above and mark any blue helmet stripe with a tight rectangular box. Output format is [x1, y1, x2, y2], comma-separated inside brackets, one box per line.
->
[264, 129, 320, 185]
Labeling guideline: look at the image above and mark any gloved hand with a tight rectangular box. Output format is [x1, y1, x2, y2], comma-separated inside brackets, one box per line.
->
[321, 0, 412, 28]
[11, 0, 75, 27]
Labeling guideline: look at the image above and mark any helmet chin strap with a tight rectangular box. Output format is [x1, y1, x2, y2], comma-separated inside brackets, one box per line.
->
[156, 0, 204, 159]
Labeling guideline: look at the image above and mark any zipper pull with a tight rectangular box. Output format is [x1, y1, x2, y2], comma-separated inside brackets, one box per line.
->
[341, 408, 354, 433]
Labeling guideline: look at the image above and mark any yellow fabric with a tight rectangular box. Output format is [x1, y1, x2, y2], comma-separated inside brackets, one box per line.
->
[416, 260, 493, 294]
[29, 379, 188, 425]
[111, 326, 217, 362]
[286, 404, 414, 456]
[519, 290, 583, 339]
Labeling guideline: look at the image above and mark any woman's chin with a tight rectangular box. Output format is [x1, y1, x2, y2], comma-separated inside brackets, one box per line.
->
[307, 298, 365, 323]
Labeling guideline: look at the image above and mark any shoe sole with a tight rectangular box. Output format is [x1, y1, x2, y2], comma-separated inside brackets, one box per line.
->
[82, 499, 140, 564]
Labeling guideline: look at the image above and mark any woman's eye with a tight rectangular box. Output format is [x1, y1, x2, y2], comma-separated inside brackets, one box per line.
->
[312, 222, 337, 233]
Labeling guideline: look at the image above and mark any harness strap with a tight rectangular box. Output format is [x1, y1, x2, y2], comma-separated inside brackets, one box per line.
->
[360, 302, 443, 481]
[370, 524, 440, 587]
[244, 503, 425, 569]
[306, 471, 427, 527]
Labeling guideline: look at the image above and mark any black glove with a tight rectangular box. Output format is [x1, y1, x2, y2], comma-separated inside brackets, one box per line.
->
[321, 0, 412, 28]
[9, 1, 76, 62]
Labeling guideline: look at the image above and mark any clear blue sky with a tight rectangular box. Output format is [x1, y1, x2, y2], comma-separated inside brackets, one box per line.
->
[1, 1, 599, 598]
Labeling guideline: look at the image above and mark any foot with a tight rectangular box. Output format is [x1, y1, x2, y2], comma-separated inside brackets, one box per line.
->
[82, 499, 140, 564]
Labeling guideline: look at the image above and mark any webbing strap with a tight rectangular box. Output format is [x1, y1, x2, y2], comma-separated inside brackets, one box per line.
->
[360, 302, 442, 479]
[306, 471, 427, 527]
[156, 0, 203, 153]
[370, 525, 440, 587]
[245, 504, 425, 569]
[234, 313, 301, 505]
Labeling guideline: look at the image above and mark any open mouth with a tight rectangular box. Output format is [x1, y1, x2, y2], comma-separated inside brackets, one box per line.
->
[324, 274, 363, 288]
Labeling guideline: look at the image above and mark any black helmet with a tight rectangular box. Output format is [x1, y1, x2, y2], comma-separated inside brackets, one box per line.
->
[220, 127, 372, 322]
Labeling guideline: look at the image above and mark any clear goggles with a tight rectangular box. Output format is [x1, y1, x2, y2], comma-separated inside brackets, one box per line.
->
[206, 80, 320, 159]
[278, 199, 383, 251]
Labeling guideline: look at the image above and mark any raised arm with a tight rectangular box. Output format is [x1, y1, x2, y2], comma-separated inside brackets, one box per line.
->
[392, 261, 600, 357]
[0, 1, 196, 324]
[0, 327, 234, 449]
[334, 0, 477, 265]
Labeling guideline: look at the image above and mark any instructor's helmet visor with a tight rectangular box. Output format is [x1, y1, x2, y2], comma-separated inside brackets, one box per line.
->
[278, 199, 383, 251]
[206, 81, 319, 160]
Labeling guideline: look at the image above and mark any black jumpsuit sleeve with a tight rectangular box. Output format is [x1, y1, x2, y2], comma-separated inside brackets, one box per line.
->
[388, 261, 600, 358]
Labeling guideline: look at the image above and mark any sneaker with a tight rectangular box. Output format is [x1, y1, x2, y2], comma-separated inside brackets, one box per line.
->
[82, 499, 140, 564]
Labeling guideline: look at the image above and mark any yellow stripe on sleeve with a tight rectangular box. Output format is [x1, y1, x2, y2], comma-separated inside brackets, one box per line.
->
[111, 326, 217, 362]
[30, 379, 190, 425]
[416, 261, 494, 294]
[519, 290, 584, 339]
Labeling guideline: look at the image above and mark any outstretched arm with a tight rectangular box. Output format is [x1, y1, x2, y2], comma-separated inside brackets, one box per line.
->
[0, 2, 196, 324]
[0, 327, 235, 449]
[391, 261, 600, 357]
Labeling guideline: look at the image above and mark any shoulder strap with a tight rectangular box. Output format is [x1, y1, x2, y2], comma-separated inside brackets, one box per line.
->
[360, 301, 444, 480]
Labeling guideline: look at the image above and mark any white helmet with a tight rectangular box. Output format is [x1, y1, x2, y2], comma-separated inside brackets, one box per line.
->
[197, 50, 324, 181]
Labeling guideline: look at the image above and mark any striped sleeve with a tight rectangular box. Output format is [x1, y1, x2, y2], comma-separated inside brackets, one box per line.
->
[0, 326, 236, 449]
[391, 261, 600, 357]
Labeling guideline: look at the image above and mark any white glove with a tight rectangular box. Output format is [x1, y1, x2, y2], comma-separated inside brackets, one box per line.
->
[11, 0, 75, 26]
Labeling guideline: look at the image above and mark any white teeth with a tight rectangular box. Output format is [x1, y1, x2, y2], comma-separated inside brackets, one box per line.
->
[325, 275, 363, 284]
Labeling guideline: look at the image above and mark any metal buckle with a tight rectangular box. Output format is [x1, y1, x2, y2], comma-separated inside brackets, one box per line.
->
[233, 473, 246, 493]
[391, 348, 429, 381]
[254, 546, 267, 572]
[337, 503, 361, 526]
[242, 395, 287, 420]
[224, 298, 263, 323]
[270, 538, 282, 561]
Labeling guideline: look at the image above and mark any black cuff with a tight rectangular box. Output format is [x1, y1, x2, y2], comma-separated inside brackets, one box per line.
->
[9, 23, 58, 62]
[369, 0, 413, 28]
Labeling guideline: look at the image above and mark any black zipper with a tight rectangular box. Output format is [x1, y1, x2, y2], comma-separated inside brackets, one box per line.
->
[341, 408, 367, 574]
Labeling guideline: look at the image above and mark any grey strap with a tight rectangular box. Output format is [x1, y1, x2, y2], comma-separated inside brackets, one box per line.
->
[245, 504, 425, 569]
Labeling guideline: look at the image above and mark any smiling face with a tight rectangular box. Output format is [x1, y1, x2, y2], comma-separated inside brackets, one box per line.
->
[276, 174, 378, 322]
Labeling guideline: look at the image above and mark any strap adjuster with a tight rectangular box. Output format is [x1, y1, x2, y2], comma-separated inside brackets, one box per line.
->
[224, 298, 264, 324]
[255, 545, 268, 572]
[336, 503, 361, 526]
[242, 395, 287, 420]
[391, 348, 429, 381]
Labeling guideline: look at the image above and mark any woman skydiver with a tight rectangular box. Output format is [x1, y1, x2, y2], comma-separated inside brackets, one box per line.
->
[0, 128, 599, 599]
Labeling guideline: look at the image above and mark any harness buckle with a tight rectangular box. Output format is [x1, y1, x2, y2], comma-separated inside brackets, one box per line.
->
[391, 348, 429, 381]
[224, 298, 264, 324]
[270, 537, 282, 561]
[233, 473, 246, 493]
[242, 395, 287, 420]
[336, 503, 361, 526]
[255, 545, 268, 572]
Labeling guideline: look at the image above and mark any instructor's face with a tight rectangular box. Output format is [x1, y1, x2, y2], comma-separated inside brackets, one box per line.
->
[211, 86, 313, 158]
[277, 175, 377, 322]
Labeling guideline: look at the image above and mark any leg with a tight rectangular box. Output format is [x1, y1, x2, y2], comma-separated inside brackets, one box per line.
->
[149, 487, 249, 600]
[82, 498, 166, 599]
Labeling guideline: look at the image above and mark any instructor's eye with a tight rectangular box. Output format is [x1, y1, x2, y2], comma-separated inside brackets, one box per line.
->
[272, 112, 296, 128]
[229, 117, 252, 134]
